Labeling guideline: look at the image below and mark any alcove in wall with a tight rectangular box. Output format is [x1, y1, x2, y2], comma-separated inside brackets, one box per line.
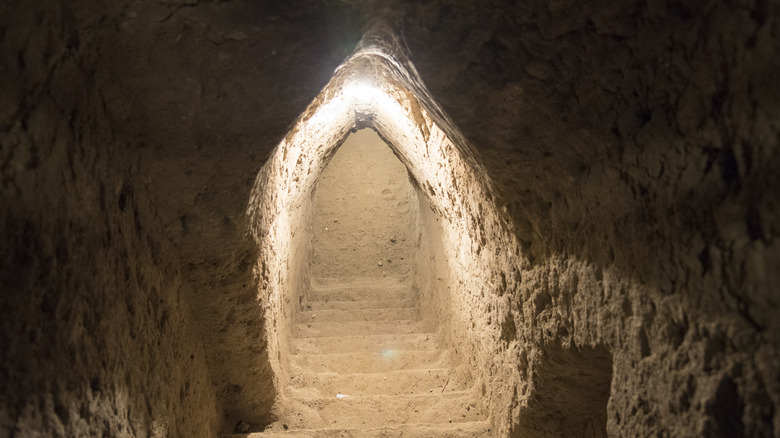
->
[511, 344, 613, 438]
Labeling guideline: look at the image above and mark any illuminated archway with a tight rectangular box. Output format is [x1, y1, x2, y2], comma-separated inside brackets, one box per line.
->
[246, 25, 523, 433]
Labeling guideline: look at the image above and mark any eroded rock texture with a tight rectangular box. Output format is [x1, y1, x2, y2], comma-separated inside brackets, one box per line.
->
[1, 0, 778, 436]
[399, 1, 780, 436]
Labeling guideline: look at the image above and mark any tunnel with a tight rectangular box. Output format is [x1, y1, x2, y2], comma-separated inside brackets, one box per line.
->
[242, 35, 527, 434]
[1, 1, 779, 437]
[310, 129, 418, 281]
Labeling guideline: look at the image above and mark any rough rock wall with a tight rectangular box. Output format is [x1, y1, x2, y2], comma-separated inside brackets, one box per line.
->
[312, 129, 417, 279]
[245, 69, 356, 429]
[411, 185, 452, 337]
[82, 0, 363, 429]
[397, 0, 780, 435]
[0, 1, 219, 436]
[3, 0, 779, 436]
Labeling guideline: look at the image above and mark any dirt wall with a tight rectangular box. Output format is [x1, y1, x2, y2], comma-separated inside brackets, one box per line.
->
[2, 0, 778, 436]
[398, 1, 780, 435]
[0, 2, 219, 436]
[411, 184, 452, 337]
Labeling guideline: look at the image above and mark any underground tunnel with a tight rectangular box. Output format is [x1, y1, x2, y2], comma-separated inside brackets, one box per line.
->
[242, 37, 532, 435]
[309, 129, 418, 280]
[1, 1, 779, 437]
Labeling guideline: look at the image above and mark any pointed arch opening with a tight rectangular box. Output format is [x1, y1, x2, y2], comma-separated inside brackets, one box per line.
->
[242, 26, 524, 435]
[310, 128, 418, 281]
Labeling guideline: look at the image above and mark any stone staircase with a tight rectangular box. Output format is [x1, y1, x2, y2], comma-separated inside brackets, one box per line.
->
[227, 278, 491, 437]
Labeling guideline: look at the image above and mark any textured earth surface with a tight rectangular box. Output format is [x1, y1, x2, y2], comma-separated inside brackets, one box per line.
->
[256, 276, 490, 437]
[1, 0, 779, 437]
[311, 129, 416, 279]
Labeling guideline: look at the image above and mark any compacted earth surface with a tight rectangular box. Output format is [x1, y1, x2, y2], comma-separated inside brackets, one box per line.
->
[254, 277, 490, 437]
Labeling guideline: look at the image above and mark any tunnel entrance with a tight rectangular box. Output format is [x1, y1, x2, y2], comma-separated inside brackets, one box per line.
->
[262, 131, 489, 433]
[311, 128, 417, 280]
[245, 32, 525, 435]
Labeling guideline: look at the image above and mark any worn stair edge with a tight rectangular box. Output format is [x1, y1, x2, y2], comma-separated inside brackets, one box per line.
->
[306, 287, 414, 303]
[303, 297, 416, 311]
[222, 420, 493, 437]
[288, 366, 474, 396]
[274, 391, 485, 429]
[290, 349, 455, 374]
[293, 320, 427, 338]
[310, 276, 411, 290]
[295, 307, 419, 323]
[292, 333, 438, 354]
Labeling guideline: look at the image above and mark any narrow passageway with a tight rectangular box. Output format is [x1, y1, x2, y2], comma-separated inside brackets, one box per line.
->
[4, 3, 777, 437]
[259, 130, 491, 436]
[310, 129, 416, 280]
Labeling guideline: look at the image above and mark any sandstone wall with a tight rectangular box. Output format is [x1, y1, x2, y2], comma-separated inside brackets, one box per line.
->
[80, 1, 362, 430]
[2, 0, 778, 436]
[0, 2, 219, 436]
[398, 1, 780, 435]
[411, 184, 453, 337]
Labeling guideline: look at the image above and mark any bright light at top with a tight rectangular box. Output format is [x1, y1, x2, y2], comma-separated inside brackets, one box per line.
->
[344, 78, 383, 109]
[342, 78, 405, 128]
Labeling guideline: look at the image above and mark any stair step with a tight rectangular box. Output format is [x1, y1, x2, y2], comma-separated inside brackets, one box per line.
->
[272, 391, 485, 429]
[304, 298, 416, 311]
[310, 277, 409, 290]
[293, 333, 437, 355]
[307, 287, 413, 303]
[291, 349, 455, 374]
[293, 320, 427, 338]
[295, 307, 419, 323]
[224, 421, 492, 437]
[307, 278, 413, 302]
[288, 367, 474, 397]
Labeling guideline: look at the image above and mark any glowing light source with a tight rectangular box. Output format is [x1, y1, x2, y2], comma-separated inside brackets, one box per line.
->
[344, 78, 383, 112]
